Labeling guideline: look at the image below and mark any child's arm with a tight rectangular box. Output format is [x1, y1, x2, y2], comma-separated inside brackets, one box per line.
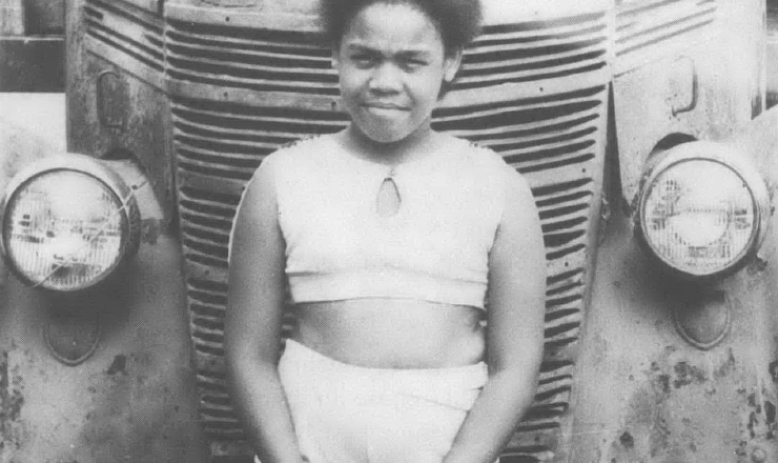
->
[443, 169, 546, 463]
[225, 158, 303, 463]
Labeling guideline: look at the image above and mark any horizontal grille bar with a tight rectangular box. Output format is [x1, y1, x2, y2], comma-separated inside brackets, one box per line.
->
[84, 0, 164, 72]
[165, 12, 608, 95]
[166, 20, 337, 95]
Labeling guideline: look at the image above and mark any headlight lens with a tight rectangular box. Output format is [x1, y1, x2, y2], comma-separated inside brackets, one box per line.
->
[637, 142, 768, 277]
[0, 155, 140, 291]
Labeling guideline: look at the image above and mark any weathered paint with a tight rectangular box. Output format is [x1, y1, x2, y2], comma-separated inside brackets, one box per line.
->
[569, 3, 776, 459]
[66, 0, 175, 218]
[570, 108, 778, 462]
[0, 233, 210, 463]
[0, 119, 208, 462]
[613, 0, 766, 208]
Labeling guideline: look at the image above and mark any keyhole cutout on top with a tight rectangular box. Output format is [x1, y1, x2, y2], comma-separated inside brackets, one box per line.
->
[376, 176, 402, 217]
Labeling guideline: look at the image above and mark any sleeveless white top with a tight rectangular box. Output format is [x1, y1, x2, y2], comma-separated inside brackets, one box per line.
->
[255, 134, 519, 309]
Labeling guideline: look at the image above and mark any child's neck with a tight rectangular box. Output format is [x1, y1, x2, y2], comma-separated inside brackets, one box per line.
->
[344, 123, 441, 166]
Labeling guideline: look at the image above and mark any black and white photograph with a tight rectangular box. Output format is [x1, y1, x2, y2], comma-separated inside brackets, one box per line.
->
[1, 1, 778, 462]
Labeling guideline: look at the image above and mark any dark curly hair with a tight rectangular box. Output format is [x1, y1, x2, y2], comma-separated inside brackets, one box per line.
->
[319, 0, 483, 57]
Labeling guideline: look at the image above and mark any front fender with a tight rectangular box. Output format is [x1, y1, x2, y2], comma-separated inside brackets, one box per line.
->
[569, 108, 778, 463]
[0, 129, 209, 462]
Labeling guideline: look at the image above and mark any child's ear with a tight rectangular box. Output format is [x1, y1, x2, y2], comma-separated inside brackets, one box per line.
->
[443, 48, 463, 83]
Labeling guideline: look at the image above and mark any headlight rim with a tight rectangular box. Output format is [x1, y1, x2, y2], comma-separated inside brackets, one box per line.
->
[0, 153, 141, 293]
[635, 141, 769, 279]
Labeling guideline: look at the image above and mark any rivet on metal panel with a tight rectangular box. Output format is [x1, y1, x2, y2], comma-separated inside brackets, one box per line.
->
[96, 70, 127, 130]
[752, 446, 767, 463]
[671, 57, 699, 117]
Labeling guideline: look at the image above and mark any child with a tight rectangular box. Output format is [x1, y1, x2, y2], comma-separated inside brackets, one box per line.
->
[225, 1, 546, 463]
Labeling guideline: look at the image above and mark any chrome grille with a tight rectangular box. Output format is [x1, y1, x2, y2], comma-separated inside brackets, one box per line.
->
[171, 8, 610, 462]
[166, 20, 338, 95]
[164, 12, 610, 96]
[174, 98, 349, 185]
[460, 12, 608, 89]
[434, 87, 603, 174]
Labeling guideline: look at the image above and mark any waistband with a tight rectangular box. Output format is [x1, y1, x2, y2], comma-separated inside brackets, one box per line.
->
[281, 339, 489, 396]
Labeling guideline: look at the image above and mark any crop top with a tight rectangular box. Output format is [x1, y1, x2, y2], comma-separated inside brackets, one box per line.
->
[252, 134, 521, 310]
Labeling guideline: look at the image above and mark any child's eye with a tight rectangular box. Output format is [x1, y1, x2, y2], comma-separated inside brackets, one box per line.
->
[351, 55, 376, 67]
[401, 58, 427, 71]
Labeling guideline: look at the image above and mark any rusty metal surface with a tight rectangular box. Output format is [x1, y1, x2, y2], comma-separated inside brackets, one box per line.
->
[569, 107, 778, 463]
[0, 125, 209, 462]
[0, 234, 210, 463]
[82, 0, 165, 90]
[67, 0, 176, 221]
[614, 0, 718, 76]
[613, 0, 765, 207]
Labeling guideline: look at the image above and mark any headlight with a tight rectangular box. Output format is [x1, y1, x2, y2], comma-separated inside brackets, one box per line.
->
[0, 154, 141, 291]
[636, 141, 769, 278]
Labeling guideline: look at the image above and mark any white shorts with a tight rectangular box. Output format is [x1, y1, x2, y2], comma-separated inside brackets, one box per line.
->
[257, 339, 488, 463]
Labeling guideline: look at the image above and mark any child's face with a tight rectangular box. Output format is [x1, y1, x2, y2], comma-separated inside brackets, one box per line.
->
[333, 2, 461, 144]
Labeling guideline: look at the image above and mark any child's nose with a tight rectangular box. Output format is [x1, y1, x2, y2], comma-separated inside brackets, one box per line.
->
[369, 63, 403, 93]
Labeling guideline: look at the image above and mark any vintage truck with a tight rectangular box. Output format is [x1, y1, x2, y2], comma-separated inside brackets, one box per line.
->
[1, 0, 778, 462]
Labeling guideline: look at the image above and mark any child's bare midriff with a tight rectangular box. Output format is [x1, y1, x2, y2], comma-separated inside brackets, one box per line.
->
[291, 299, 486, 369]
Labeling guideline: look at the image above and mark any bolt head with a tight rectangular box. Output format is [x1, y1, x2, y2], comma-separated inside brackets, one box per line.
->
[752, 447, 767, 463]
